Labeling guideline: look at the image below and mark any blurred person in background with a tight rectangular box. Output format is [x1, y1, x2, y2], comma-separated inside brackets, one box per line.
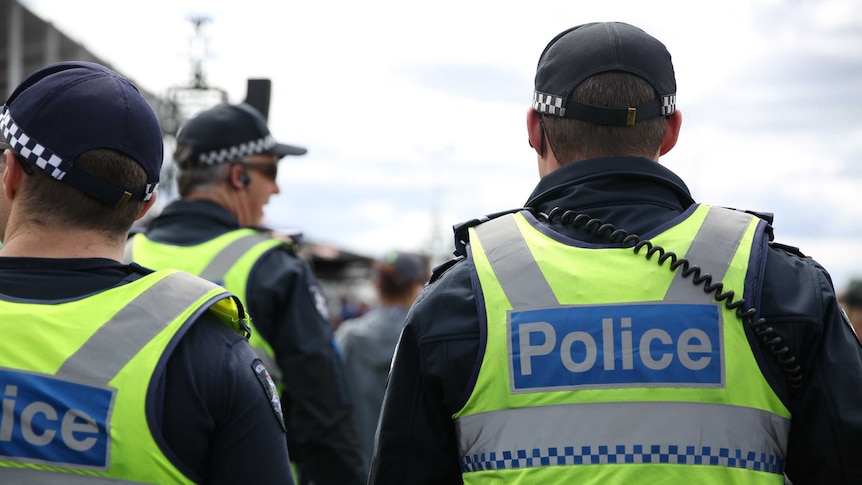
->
[370, 22, 862, 484]
[335, 250, 430, 474]
[839, 278, 862, 340]
[0, 62, 292, 483]
[125, 102, 364, 485]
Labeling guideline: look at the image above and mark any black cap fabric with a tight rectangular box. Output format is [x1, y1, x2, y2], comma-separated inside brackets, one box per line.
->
[176, 102, 306, 168]
[1, 61, 163, 205]
[533, 22, 676, 126]
[381, 251, 428, 285]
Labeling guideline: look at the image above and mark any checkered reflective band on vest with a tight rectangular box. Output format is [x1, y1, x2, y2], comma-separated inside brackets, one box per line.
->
[0, 271, 228, 483]
[457, 205, 790, 484]
[456, 402, 788, 473]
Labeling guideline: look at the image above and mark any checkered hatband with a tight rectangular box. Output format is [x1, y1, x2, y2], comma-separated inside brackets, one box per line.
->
[1, 107, 69, 181]
[532, 91, 567, 117]
[661, 95, 676, 116]
[197, 135, 278, 166]
[0, 106, 157, 201]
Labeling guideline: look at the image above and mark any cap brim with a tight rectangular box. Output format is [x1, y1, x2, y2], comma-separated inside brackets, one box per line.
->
[274, 142, 307, 158]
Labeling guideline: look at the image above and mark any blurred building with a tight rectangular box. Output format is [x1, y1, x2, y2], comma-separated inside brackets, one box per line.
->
[1, 0, 376, 325]
[1, 0, 182, 134]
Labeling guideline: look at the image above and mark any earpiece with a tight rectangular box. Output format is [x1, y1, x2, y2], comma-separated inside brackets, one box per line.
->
[238, 172, 251, 186]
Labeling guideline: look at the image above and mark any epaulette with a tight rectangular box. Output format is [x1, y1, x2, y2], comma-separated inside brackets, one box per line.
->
[249, 225, 301, 251]
[452, 208, 527, 256]
[769, 241, 807, 259]
[722, 207, 776, 242]
[731, 210, 807, 258]
[428, 255, 465, 284]
[742, 209, 775, 242]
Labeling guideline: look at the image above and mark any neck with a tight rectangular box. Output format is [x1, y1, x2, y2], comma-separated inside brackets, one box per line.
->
[185, 185, 252, 226]
[0, 225, 125, 260]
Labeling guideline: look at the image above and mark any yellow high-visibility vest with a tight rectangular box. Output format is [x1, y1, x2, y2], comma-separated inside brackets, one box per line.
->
[456, 205, 789, 484]
[0, 270, 244, 483]
[127, 229, 285, 385]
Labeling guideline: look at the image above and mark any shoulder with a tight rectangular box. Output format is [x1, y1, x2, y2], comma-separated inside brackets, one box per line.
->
[168, 310, 282, 418]
[334, 315, 365, 344]
[761, 240, 836, 321]
[159, 311, 263, 422]
[178, 310, 254, 359]
[408, 256, 478, 342]
[246, 232, 313, 285]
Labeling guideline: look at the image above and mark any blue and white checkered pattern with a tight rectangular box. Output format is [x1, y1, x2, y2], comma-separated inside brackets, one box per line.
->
[461, 444, 784, 474]
[1, 107, 66, 180]
[533, 91, 567, 117]
[661, 94, 676, 116]
[0, 107, 158, 201]
[196, 135, 277, 166]
[533, 91, 677, 118]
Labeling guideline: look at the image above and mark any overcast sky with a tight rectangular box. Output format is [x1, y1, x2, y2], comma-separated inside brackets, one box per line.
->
[19, 0, 862, 291]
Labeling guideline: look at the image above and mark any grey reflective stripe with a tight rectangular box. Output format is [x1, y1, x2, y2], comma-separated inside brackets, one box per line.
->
[664, 207, 753, 302]
[456, 401, 788, 474]
[55, 272, 221, 387]
[0, 468, 148, 484]
[199, 233, 273, 283]
[473, 214, 559, 309]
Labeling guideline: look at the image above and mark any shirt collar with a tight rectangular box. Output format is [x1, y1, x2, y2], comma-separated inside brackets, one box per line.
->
[524, 156, 694, 208]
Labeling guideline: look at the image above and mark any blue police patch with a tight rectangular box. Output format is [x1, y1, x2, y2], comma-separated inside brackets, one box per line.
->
[252, 359, 285, 432]
[0, 368, 114, 469]
[509, 303, 724, 392]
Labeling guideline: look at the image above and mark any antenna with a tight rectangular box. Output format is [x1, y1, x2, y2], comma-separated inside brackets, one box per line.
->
[167, 15, 228, 129]
[188, 15, 212, 89]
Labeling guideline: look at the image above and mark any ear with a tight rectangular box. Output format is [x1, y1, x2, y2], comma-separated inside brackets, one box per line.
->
[526, 108, 544, 157]
[134, 191, 158, 221]
[659, 110, 682, 156]
[227, 163, 247, 190]
[2, 150, 27, 200]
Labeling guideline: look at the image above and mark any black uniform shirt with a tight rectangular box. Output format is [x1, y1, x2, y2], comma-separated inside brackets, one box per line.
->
[369, 156, 862, 485]
[142, 199, 364, 485]
[0, 256, 293, 484]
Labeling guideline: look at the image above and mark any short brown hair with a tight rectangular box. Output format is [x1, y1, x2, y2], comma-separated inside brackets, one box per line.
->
[18, 149, 147, 235]
[542, 72, 668, 163]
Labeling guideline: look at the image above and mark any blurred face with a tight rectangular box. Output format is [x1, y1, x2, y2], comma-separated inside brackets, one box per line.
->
[241, 154, 280, 225]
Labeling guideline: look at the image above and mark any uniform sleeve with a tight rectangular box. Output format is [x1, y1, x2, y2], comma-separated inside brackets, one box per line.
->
[248, 250, 365, 485]
[369, 263, 476, 485]
[160, 310, 294, 484]
[760, 247, 862, 483]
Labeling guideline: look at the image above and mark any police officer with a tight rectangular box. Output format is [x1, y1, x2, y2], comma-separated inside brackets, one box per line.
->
[0, 62, 292, 483]
[369, 22, 862, 484]
[125, 102, 365, 485]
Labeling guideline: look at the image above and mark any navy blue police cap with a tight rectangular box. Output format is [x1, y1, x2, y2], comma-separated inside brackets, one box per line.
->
[175, 102, 306, 168]
[533, 22, 677, 126]
[1, 61, 163, 206]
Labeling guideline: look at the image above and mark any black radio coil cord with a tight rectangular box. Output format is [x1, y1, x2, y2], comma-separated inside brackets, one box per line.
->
[538, 207, 804, 392]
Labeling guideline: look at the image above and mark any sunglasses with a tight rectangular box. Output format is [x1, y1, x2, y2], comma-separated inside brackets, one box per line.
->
[241, 160, 278, 181]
